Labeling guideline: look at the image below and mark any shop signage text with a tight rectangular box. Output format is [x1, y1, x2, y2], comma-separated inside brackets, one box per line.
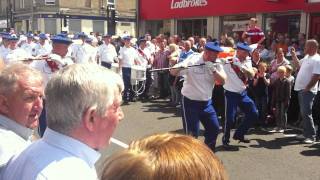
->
[170, 0, 208, 9]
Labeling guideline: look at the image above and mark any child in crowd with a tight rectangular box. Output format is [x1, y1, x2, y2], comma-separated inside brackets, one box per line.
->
[271, 66, 291, 133]
[168, 43, 180, 106]
[285, 64, 295, 88]
[253, 62, 270, 126]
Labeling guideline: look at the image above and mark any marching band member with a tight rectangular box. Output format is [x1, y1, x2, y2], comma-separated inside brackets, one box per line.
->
[170, 42, 227, 152]
[4, 34, 31, 64]
[222, 42, 258, 148]
[97, 34, 118, 68]
[34, 33, 52, 56]
[137, 37, 153, 100]
[31, 33, 74, 137]
[71, 32, 92, 64]
[0, 33, 11, 62]
[21, 33, 37, 57]
[118, 36, 140, 104]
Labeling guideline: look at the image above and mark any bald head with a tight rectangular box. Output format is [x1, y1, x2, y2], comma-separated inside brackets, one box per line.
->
[304, 39, 319, 56]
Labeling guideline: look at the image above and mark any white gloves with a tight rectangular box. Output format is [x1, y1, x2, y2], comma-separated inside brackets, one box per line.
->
[232, 58, 244, 70]
[205, 61, 218, 73]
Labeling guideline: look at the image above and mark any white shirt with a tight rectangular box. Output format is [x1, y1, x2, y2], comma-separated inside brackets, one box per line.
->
[179, 53, 222, 101]
[0, 115, 32, 170]
[223, 58, 253, 93]
[0, 45, 9, 60]
[137, 47, 152, 68]
[21, 42, 37, 56]
[30, 53, 74, 86]
[34, 43, 52, 56]
[118, 46, 139, 68]
[2, 128, 101, 180]
[71, 43, 93, 64]
[5, 48, 31, 64]
[98, 43, 117, 64]
[294, 53, 320, 93]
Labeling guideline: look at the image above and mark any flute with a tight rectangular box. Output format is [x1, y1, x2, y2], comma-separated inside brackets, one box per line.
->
[150, 59, 232, 72]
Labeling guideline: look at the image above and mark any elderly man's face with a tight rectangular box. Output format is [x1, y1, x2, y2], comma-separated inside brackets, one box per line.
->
[95, 91, 124, 149]
[3, 76, 44, 128]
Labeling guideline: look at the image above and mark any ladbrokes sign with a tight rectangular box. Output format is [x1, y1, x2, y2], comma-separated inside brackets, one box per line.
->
[170, 0, 208, 9]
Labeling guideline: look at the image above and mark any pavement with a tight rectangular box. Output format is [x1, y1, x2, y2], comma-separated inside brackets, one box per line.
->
[96, 99, 320, 180]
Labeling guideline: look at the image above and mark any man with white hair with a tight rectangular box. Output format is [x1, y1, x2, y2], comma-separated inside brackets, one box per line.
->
[0, 64, 44, 171]
[2, 63, 124, 180]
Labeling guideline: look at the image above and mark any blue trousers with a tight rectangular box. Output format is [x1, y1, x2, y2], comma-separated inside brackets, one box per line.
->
[223, 90, 258, 143]
[181, 96, 220, 147]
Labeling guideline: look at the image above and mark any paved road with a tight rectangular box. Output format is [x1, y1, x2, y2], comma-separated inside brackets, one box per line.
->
[96, 99, 320, 180]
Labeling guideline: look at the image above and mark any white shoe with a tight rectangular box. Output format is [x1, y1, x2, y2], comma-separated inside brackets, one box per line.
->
[268, 128, 278, 133]
[296, 134, 305, 140]
[303, 138, 315, 144]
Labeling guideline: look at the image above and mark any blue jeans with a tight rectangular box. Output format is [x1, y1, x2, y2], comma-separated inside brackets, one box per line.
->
[298, 90, 316, 139]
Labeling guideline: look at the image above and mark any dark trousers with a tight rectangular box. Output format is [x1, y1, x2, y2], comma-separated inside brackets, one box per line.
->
[181, 96, 220, 148]
[38, 100, 46, 137]
[122, 67, 133, 101]
[255, 96, 268, 124]
[140, 68, 152, 98]
[101, 61, 112, 69]
[158, 71, 170, 98]
[223, 90, 258, 143]
[312, 91, 320, 139]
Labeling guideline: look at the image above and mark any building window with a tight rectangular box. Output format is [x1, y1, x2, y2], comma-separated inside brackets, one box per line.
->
[85, 0, 91, 8]
[107, 0, 115, 5]
[45, 0, 55, 5]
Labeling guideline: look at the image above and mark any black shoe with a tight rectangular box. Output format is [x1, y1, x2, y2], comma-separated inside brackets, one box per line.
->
[233, 136, 250, 143]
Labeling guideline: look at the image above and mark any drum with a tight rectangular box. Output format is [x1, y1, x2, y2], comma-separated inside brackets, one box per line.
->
[111, 63, 119, 73]
[131, 65, 146, 82]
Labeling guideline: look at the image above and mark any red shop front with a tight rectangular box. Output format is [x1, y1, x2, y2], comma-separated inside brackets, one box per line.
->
[138, 0, 320, 39]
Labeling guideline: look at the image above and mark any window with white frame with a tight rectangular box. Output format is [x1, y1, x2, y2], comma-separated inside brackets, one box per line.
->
[45, 0, 55, 5]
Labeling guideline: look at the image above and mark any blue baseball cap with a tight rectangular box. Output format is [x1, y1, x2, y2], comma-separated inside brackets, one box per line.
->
[39, 33, 47, 40]
[205, 41, 223, 52]
[51, 34, 73, 45]
[236, 42, 252, 53]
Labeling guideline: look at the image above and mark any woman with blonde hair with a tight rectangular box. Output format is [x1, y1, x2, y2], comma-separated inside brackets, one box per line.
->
[101, 133, 228, 180]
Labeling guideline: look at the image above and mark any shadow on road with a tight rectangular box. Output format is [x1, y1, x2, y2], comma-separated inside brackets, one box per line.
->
[300, 143, 320, 156]
[250, 136, 302, 149]
[141, 100, 181, 120]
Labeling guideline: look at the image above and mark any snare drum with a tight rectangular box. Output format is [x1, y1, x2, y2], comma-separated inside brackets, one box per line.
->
[131, 65, 146, 82]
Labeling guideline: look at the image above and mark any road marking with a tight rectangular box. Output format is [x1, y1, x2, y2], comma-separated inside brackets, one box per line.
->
[111, 137, 128, 148]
